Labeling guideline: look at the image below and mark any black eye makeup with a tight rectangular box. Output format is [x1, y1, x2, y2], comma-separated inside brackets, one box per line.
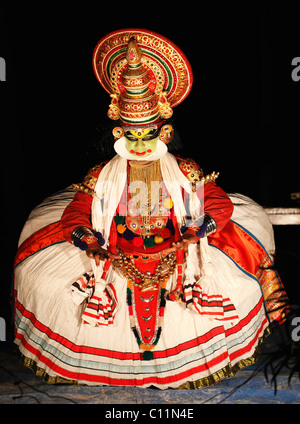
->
[141, 129, 159, 141]
[125, 132, 139, 141]
[125, 129, 159, 142]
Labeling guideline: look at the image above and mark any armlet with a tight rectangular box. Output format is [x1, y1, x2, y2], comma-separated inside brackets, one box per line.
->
[72, 164, 104, 197]
[177, 157, 219, 184]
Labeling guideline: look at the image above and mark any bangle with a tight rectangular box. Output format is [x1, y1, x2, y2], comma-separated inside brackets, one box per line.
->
[196, 214, 216, 237]
[71, 227, 105, 250]
[203, 213, 217, 235]
[196, 222, 207, 238]
[71, 226, 93, 242]
[95, 232, 105, 246]
[181, 214, 217, 239]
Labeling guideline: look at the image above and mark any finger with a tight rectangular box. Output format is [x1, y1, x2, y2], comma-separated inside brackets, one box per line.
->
[173, 241, 183, 250]
[164, 243, 182, 254]
[86, 251, 94, 259]
[163, 246, 176, 255]
[94, 254, 101, 267]
[107, 252, 121, 260]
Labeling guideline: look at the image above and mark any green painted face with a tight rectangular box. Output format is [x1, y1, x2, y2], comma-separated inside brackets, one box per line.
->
[124, 128, 159, 158]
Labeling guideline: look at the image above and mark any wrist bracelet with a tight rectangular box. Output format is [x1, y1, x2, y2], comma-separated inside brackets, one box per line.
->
[181, 213, 217, 239]
[71, 227, 105, 250]
[203, 213, 217, 235]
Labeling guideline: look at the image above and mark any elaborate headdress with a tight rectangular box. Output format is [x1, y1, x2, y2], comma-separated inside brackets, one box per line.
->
[92, 28, 193, 128]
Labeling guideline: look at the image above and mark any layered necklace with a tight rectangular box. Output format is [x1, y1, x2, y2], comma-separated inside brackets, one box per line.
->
[115, 159, 174, 247]
[128, 159, 163, 236]
[115, 159, 178, 359]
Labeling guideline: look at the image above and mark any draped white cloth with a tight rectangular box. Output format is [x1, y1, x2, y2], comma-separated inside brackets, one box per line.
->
[90, 144, 201, 284]
[14, 180, 272, 387]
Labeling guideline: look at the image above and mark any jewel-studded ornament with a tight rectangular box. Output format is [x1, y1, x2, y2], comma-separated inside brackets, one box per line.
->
[93, 29, 193, 128]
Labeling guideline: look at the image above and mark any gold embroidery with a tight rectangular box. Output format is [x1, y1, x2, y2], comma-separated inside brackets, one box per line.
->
[177, 158, 219, 184]
[200, 170, 220, 184]
[72, 164, 103, 196]
[177, 326, 271, 389]
[256, 256, 290, 323]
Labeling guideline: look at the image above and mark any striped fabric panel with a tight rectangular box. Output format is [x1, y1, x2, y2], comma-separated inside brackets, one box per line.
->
[82, 284, 118, 326]
[14, 296, 268, 387]
[188, 283, 239, 321]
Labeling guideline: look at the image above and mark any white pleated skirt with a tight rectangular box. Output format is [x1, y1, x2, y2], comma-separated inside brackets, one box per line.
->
[14, 188, 273, 389]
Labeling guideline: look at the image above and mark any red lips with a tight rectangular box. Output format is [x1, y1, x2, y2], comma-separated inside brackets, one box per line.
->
[130, 149, 152, 156]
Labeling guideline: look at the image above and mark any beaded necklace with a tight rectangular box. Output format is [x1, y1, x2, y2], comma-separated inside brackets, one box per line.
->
[115, 159, 174, 248]
[111, 160, 185, 359]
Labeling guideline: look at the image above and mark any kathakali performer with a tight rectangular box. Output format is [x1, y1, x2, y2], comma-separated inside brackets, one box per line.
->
[13, 29, 290, 388]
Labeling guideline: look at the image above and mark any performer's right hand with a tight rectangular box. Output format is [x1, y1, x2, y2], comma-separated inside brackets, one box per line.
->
[86, 246, 120, 266]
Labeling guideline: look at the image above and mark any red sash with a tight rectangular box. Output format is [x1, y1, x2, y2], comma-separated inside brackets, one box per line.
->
[14, 221, 64, 269]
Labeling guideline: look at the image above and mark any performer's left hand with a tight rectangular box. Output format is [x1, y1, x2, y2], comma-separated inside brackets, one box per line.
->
[163, 234, 198, 255]
[86, 246, 120, 266]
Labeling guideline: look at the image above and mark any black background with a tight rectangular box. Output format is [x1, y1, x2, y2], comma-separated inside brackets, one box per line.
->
[1, 3, 300, 321]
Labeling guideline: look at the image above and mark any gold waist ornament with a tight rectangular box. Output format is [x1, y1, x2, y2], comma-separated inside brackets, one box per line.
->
[114, 250, 177, 292]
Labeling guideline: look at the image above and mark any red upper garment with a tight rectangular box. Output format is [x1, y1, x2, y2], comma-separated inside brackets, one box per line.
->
[61, 158, 233, 247]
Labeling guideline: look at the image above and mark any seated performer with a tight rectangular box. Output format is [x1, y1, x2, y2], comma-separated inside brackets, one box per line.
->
[13, 29, 290, 388]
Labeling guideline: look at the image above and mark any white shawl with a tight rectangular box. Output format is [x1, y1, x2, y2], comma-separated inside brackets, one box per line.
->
[90, 138, 204, 285]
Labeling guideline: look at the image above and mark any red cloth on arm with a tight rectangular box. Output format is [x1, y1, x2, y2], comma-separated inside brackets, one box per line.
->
[184, 181, 233, 239]
[61, 192, 93, 243]
[203, 181, 233, 232]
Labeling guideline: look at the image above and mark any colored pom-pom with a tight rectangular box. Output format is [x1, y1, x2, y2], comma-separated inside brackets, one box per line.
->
[180, 225, 188, 234]
[144, 237, 155, 248]
[94, 231, 105, 246]
[154, 235, 164, 244]
[117, 224, 126, 234]
[163, 197, 173, 209]
[73, 239, 80, 247]
[142, 351, 153, 361]
[74, 239, 88, 250]
[78, 241, 88, 251]
[132, 236, 144, 247]
[114, 215, 125, 225]
[98, 237, 105, 246]
[123, 229, 135, 241]
[196, 223, 207, 239]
